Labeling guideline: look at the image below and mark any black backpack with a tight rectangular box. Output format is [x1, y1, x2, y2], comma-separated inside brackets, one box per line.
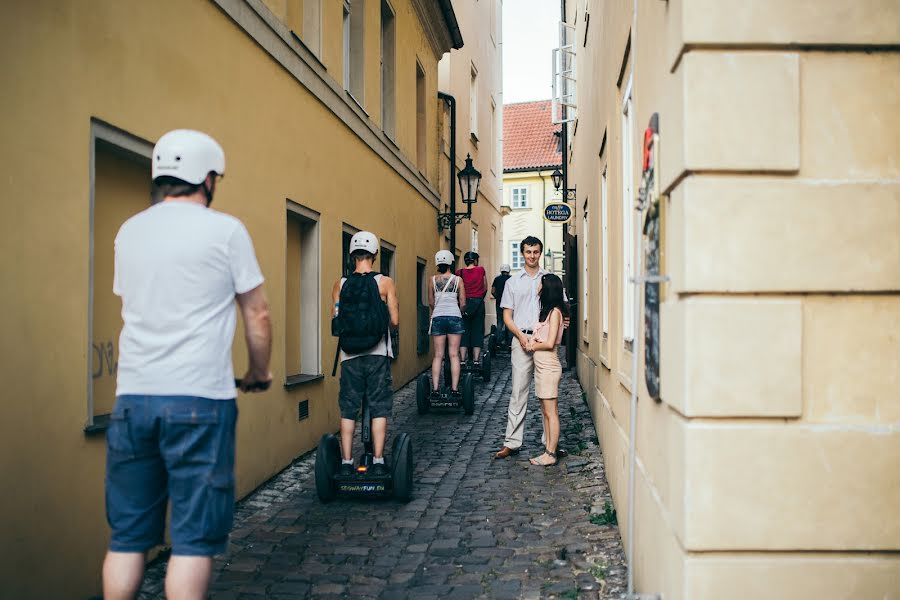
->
[335, 272, 390, 354]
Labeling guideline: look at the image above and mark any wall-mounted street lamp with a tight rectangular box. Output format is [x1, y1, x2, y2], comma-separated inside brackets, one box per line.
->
[551, 167, 563, 192]
[437, 153, 482, 232]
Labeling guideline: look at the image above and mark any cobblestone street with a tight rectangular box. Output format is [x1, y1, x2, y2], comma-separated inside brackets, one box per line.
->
[137, 350, 626, 599]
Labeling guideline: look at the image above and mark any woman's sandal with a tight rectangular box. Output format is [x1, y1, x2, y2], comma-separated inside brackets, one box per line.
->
[529, 451, 558, 467]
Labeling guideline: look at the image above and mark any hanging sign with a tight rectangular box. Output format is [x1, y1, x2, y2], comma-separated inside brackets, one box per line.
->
[639, 113, 662, 402]
[543, 202, 573, 224]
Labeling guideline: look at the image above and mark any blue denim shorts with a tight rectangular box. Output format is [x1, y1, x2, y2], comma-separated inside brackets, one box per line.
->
[105, 395, 237, 556]
[430, 316, 465, 336]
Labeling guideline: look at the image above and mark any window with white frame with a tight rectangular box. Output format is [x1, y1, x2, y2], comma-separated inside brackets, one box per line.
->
[469, 63, 479, 141]
[511, 186, 529, 208]
[286, 203, 322, 379]
[621, 74, 636, 343]
[510, 241, 525, 270]
[343, 0, 365, 101]
[601, 166, 609, 336]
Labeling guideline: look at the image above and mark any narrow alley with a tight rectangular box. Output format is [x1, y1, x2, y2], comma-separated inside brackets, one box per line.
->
[136, 353, 626, 599]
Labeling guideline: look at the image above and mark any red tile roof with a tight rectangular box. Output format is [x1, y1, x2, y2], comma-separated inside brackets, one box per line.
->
[503, 100, 562, 172]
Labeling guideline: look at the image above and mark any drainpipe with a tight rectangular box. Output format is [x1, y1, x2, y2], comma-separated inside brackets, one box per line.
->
[438, 92, 457, 259]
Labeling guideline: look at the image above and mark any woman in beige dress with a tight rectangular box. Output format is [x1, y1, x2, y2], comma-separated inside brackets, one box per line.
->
[526, 273, 568, 466]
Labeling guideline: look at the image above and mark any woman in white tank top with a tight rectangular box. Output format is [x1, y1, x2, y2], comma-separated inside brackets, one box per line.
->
[428, 250, 467, 398]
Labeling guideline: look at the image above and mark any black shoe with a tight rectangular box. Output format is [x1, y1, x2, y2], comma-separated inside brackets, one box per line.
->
[370, 462, 388, 476]
[339, 462, 354, 476]
[555, 447, 569, 458]
[430, 389, 442, 401]
[449, 389, 462, 403]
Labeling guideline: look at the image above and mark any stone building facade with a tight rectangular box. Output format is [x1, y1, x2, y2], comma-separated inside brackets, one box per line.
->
[566, 0, 900, 597]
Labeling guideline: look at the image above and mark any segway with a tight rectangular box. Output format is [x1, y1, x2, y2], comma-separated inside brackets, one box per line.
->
[416, 364, 475, 415]
[315, 394, 413, 502]
[461, 349, 491, 383]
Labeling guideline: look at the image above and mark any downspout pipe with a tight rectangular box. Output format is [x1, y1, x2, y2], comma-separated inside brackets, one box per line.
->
[537, 169, 548, 271]
[438, 92, 457, 259]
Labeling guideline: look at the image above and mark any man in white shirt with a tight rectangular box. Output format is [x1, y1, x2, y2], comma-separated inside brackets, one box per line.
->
[103, 130, 272, 600]
[495, 236, 568, 459]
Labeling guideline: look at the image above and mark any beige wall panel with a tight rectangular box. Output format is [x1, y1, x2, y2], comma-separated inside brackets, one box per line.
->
[804, 296, 900, 424]
[801, 52, 900, 179]
[675, 178, 900, 293]
[682, 0, 900, 48]
[683, 52, 800, 172]
[685, 425, 900, 550]
[685, 554, 900, 600]
[662, 298, 802, 417]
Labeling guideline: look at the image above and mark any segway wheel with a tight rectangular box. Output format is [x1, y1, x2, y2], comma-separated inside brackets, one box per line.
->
[488, 333, 497, 354]
[461, 373, 475, 415]
[391, 433, 414, 502]
[416, 373, 430, 414]
[315, 434, 340, 502]
[482, 351, 492, 383]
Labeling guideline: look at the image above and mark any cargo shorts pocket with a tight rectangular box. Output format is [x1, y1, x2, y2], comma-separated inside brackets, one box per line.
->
[205, 472, 235, 542]
[164, 405, 221, 465]
[107, 407, 137, 458]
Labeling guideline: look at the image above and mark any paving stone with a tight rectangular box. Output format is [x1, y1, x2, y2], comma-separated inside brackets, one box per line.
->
[134, 351, 626, 599]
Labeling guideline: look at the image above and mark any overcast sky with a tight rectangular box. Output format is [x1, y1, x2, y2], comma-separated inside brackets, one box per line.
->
[502, 0, 560, 104]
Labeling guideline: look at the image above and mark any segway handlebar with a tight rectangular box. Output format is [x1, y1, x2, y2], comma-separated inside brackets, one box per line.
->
[234, 378, 271, 392]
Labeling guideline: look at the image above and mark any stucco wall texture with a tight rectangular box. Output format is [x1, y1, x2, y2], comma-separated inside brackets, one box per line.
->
[568, 0, 900, 598]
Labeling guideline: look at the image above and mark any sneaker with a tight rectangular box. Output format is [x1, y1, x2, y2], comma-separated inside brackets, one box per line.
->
[339, 462, 354, 476]
[430, 389, 442, 401]
[370, 462, 388, 476]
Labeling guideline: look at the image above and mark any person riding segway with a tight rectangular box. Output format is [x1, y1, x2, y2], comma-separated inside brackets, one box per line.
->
[416, 250, 475, 415]
[489, 264, 513, 354]
[315, 232, 412, 502]
[457, 251, 492, 382]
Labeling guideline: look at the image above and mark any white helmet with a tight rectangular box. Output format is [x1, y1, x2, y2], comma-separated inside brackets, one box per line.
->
[435, 250, 454, 266]
[152, 129, 225, 184]
[349, 231, 379, 255]
[500, 264, 511, 273]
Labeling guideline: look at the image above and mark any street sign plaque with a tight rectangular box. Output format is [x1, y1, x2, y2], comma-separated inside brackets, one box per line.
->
[544, 202, 573, 224]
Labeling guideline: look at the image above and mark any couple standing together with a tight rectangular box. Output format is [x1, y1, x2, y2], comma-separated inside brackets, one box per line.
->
[495, 236, 569, 466]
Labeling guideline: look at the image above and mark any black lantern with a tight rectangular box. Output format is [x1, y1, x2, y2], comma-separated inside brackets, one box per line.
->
[551, 167, 563, 191]
[458, 154, 482, 205]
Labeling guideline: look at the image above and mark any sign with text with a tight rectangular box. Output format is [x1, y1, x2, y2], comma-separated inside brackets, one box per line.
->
[543, 202, 573, 224]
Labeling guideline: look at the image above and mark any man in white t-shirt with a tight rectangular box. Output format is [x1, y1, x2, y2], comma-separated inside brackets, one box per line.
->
[103, 130, 272, 600]
[495, 236, 568, 460]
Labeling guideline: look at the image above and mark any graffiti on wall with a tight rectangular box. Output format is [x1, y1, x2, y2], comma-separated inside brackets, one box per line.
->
[638, 113, 661, 401]
[92, 340, 117, 378]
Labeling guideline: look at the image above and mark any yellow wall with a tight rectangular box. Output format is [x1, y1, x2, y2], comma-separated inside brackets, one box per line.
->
[0, 0, 480, 597]
[568, 0, 900, 597]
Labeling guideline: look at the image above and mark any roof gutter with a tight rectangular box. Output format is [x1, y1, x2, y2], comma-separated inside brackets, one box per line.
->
[438, 0, 465, 49]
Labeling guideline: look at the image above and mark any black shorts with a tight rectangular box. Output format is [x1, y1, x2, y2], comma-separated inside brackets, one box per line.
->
[339, 355, 393, 420]
[461, 299, 486, 349]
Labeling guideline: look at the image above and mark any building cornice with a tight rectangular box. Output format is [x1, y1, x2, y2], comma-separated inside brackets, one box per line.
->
[412, 0, 464, 60]
[503, 164, 562, 174]
[210, 0, 442, 208]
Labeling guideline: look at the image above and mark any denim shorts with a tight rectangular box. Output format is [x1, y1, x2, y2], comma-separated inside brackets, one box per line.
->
[105, 395, 237, 556]
[430, 316, 465, 336]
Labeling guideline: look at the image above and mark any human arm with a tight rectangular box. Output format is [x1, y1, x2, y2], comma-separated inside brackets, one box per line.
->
[382, 276, 400, 328]
[528, 309, 562, 352]
[458, 276, 467, 310]
[490, 284, 497, 299]
[503, 307, 528, 350]
[236, 284, 272, 392]
[428, 276, 435, 310]
[331, 279, 341, 317]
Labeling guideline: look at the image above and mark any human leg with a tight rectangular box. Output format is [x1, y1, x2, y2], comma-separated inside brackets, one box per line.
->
[472, 302, 485, 362]
[104, 396, 168, 598]
[448, 333, 462, 390]
[102, 552, 146, 600]
[338, 358, 365, 460]
[372, 417, 387, 458]
[165, 556, 213, 600]
[432, 334, 446, 391]
[502, 343, 534, 450]
[366, 356, 393, 462]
